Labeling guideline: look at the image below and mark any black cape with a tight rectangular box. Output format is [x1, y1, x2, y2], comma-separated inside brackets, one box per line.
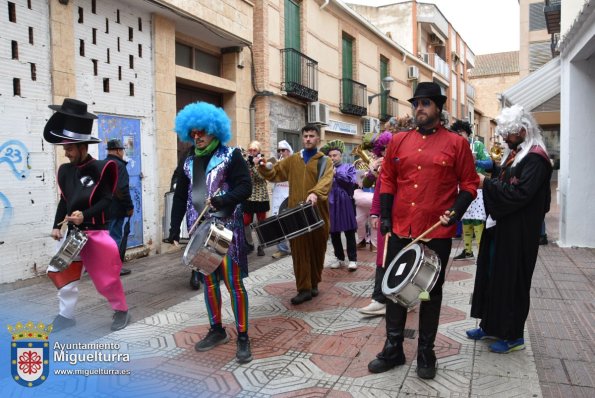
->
[470, 146, 552, 340]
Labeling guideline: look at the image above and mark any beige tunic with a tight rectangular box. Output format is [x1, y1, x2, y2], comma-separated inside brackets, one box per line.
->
[259, 151, 333, 291]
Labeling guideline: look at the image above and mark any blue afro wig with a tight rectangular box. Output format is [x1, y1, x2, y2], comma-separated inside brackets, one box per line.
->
[174, 102, 232, 144]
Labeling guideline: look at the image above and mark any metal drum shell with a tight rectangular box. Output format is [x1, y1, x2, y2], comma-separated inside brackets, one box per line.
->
[183, 222, 233, 275]
[49, 228, 88, 271]
[381, 243, 441, 308]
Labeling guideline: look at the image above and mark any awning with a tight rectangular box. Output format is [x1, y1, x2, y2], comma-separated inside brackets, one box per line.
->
[500, 57, 560, 111]
[430, 25, 447, 44]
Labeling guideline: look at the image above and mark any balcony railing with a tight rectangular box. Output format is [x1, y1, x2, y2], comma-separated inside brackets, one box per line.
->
[281, 48, 319, 102]
[466, 83, 476, 100]
[340, 78, 367, 116]
[379, 96, 398, 122]
[420, 53, 450, 80]
[544, 0, 561, 34]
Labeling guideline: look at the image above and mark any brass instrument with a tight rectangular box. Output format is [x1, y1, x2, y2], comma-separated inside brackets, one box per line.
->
[489, 142, 503, 163]
[351, 145, 371, 171]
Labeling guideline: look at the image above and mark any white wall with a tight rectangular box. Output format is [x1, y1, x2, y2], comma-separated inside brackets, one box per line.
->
[73, 0, 157, 252]
[0, 0, 54, 283]
[559, 5, 595, 247]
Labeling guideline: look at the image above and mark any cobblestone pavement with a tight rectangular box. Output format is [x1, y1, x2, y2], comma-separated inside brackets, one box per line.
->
[0, 208, 593, 397]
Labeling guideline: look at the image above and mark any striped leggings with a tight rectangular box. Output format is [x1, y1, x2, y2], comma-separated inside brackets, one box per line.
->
[202, 255, 249, 333]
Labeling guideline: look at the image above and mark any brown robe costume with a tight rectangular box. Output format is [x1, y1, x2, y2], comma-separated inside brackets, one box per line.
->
[259, 151, 333, 292]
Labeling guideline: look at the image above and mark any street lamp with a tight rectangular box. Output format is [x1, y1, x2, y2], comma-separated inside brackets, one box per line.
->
[368, 76, 394, 105]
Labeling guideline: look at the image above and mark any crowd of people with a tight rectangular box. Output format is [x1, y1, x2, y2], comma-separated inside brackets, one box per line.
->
[43, 84, 552, 375]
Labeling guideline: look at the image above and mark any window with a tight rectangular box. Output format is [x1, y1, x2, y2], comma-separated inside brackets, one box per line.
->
[529, 3, 546, 31]
[8, 2, 16, 23]
[175, 42, 221, 77]
[529, 41, 551, 71]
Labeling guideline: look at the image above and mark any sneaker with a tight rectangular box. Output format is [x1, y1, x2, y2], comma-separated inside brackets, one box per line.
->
[272, 251, 289, 259]
[453, 250, 474, 261]
[489, 338, 525, 353]
[111, 310, 130, 331]
[466, 327, 496, 340]
[236, 336, 253, 363]
[51, 315, 76, 332]
[348, 261, 358, 271]
[195, 328, 230, 352]
[359, 300, 386, 315]
[357, 239, 367, 249]
[330, 260, 344, 269]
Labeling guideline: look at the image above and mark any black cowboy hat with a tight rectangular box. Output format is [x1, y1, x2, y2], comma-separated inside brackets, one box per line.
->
[408, 82, 447, 108]
[43, 98, 101, 144]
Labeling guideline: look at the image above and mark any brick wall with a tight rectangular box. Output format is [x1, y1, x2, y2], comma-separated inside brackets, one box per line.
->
[0, 0, 54, 283]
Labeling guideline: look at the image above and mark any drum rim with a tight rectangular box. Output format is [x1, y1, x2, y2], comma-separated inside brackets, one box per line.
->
[382, 243, 424, 295]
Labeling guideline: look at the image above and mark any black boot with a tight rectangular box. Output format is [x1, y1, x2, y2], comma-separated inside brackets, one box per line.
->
[368, 300, 407, 373]
[189, 270, 201, 290]
[416, 294, 441, 379]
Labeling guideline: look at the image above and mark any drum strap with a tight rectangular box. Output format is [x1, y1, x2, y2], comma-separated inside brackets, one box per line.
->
[192, 156, 208, 214]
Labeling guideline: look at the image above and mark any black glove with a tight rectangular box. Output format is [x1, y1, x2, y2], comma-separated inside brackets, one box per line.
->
[210, 195, 225, 210]
[447, 190, 474, 225]
[444, 208, 458, 226]
[379, 193, 394, 235]
[380, 218, 393, 236]
[247, 155, 254, 166]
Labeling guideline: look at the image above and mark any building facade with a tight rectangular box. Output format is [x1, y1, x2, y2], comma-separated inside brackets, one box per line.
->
[0, 0, 254, 284]
[348, 0, 477, 124]
[558, 0, 595, 247]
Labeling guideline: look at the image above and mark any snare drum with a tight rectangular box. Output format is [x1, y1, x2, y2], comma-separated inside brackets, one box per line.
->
[382, 243, 441, 308]
[183, 221, 233, 275]
[50, 227, 88, 271]
[252, 202, 324, 248]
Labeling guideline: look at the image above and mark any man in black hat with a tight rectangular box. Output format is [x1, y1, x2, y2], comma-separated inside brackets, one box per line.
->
[44, 98, 131, 332]
[105, 138, 134, 276]
[368, 82, 479, 379]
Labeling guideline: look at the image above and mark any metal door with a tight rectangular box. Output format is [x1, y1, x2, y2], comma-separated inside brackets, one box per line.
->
[97, 115, 143, 248]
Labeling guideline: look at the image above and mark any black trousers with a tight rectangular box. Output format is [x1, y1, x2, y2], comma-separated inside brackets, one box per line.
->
[384, 236, 452, 350]
[330, 229, 357, 262]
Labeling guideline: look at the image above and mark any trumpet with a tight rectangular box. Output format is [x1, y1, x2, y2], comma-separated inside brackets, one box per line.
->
[489, 142, 503, 163]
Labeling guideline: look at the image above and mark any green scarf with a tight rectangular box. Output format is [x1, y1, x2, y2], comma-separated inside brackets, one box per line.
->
[194, 138, 220, 157]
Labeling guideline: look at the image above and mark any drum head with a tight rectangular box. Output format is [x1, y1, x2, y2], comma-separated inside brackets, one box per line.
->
[383, 245, 421, 293]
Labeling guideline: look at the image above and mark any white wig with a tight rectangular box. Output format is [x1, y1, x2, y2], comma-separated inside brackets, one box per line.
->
[496, 104, 548, 167]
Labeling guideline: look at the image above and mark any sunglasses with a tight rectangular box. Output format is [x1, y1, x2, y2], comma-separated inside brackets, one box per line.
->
[277, 149, 289, 153]
[411, 99, 433, 108]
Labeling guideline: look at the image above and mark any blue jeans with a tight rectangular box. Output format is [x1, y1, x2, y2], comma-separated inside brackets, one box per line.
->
[277, 240, 290, 254]
[109, 218, 124, 247]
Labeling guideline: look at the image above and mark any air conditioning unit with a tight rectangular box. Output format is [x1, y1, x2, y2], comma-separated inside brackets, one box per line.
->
[407, 65, 420, 80]
[362, 116, 381, 134]
[307, 102, 329, 125]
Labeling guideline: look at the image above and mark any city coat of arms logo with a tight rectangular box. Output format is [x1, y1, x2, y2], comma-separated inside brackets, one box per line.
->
[7, 321, 53, 387]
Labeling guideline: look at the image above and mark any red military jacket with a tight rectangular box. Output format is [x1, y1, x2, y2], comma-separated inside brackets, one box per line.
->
[380, 125, 479, 239]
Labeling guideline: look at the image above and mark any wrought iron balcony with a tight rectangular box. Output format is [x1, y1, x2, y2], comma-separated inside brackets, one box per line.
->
[281, 48, 319, 102]
[379, 96, 398, 122]
[544, 0, 561, 34]
[340, 78, 367, 116]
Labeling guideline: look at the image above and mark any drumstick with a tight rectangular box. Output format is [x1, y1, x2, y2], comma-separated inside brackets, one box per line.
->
[188, 188, 221, 236]
[402, 211, 456, 252]
[381, 233, 390, 269]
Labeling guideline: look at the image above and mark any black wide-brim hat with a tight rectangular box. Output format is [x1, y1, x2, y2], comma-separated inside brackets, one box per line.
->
[43, 98, 101, 144]
[408, 82, 447, 107]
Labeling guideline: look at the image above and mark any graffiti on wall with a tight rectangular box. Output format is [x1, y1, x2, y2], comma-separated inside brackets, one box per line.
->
[0, 140, 31, 231]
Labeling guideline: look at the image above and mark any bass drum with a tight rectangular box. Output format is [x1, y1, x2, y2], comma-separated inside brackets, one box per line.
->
[183, 221, 233, 275]
[381, 243, 441, 308]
